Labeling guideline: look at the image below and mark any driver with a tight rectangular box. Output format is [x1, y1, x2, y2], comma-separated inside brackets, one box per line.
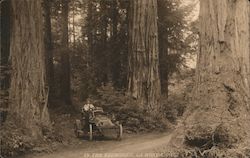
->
[81, 99, 95, 128]
[82, 99, 95, 112]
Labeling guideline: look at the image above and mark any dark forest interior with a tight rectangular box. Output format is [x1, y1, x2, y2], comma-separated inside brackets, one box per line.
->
[0, 0, 250, 158]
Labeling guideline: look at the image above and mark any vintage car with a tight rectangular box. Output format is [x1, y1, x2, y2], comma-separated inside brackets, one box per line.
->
[74, 107, 122, 140]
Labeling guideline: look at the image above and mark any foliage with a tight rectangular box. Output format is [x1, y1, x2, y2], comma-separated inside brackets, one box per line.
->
[91, 84, 171, 133]
[0, 110, 77, 157]
[70, 43, 97, 101]
[91, 72, 194, 132]
[83, 0, 129, 90]
[49, 0, 197, 100]
[161, 68, 195, 123]
[0, 118, 51, 157]
[162, 147, 250, 158]
[161, 96, 186, 123]
[158, 0, 198, 94]
[1, 121, 34, 157]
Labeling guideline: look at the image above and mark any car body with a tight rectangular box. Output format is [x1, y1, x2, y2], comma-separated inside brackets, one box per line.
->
[74, 107, 122, 140]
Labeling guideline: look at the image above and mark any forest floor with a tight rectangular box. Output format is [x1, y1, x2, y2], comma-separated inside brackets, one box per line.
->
[13, 101, 183, 158]
[20, 128, 180, 158]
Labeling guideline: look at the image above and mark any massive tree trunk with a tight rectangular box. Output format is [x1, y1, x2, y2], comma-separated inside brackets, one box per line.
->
[128, 0, 161, 113]
[44, 0, 54, 102]
[60, 0, 71, 105]
[9, 0, 50, 138]
[185, 0, 250, 148]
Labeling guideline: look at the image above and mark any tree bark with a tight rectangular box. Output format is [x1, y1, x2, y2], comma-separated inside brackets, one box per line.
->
[100, 0, 109, 83]
[128, 0, 161, 113]
[185, 0, 250, 148]
[60, 0, 71, 105]
[72, 0, 76, 48]
[111, 0, 120, 88]
[86, 0, 93, 69]
[159, 43, 169, 96]
[9, 0, 50, 138]
[112, 1, 118, 39]
[158, 0, 169, 96]
[0, 0, 11, 91]
[44, 0, 54, 102]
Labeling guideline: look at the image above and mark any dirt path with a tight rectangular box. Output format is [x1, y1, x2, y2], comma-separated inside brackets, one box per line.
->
[23, 131, 176, 158]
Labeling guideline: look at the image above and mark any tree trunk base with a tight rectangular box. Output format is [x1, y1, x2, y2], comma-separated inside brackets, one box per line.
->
[185, 77, 250, 149]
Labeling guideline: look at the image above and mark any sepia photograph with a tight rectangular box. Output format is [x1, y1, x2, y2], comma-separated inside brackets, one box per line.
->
[0, 0, 250, 157]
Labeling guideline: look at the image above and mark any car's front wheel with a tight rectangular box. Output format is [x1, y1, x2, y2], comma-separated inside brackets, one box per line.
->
[74, 119, 82, 138]
[89, 124, 93, 141]
[117, 124, 123, 140]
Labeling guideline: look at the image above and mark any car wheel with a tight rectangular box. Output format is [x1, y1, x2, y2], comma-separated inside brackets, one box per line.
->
[117, 124, 123, 140]
[89, 124, 93, 141]
[75, 119, 82, 138]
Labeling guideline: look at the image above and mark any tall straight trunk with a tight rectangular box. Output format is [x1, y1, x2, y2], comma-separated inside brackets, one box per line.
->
[0, 0, 10, 91]
[100, 0, 109, 83]
[165, 57, 169, 97]
[112, 1, 118, 39]
[158, 0, 169, 97]
[121, 1, 130, 89]
[86, 0, 93, 69]
[159, 43, 168, 96]
[60, 0, 71, 105]
[111, 0, 120, 88]
[44, 0, 54, 101]
[185, 0, 250, 148]
[72, 0, 76, 48]
[9, 0, 50, 138]
[128, 0, 161, 113]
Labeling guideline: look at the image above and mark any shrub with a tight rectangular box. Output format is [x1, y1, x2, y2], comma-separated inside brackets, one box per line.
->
[91, 84, 170, 133]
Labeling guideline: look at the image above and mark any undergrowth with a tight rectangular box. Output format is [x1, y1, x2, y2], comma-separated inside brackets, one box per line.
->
[89, 84, 179, 133]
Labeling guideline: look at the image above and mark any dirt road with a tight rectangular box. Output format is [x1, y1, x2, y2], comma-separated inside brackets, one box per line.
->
[23, 131, 176, 158]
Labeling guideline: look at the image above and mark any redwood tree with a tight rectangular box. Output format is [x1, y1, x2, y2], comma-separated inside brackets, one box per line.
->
[60, 0, 71, 105]
[9, 0, 50, 138]
[0, 0, 10, 94]
[128, 0, 161, 113]
[44, 0, 54, 101]
[185, 0, 250, 148]
[0, 0, 10, 110]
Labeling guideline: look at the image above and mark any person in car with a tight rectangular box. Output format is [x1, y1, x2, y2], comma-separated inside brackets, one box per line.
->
[81, 99, 95, 128]
[82, 99, 95, 112]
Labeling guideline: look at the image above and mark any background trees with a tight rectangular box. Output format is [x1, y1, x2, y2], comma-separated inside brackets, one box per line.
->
[4, 0, 249, 157]
[60, 0, 71, 105]
[158, 0, 195, 96]
[79, 0, 194, 99]
[1, 0, 199, 156]
[39, 0, 195, 106]
[0, 0, 196, 131]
